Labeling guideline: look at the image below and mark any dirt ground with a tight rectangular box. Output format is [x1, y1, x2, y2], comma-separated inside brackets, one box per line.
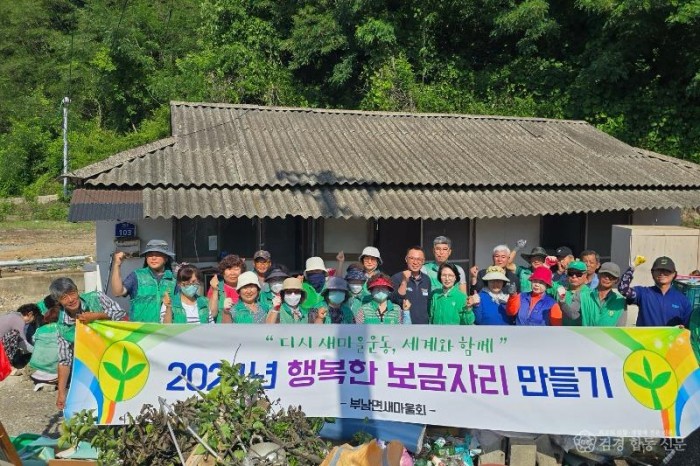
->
[0, 221, 94, 437]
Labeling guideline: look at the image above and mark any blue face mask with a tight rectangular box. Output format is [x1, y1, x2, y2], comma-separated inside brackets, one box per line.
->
[181, 284, 199, 298]
[306, 273, 326, 293]
[328, 290, 346, 305]
[372, 291, 389, 303]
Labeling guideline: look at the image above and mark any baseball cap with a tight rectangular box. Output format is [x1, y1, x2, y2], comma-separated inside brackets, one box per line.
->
[651, 256, 676, 273]
[567, 260, 587, 272]
[253, 250, 271, 261]
[598, 262, 621, 278]
[555, 246, 573, 258]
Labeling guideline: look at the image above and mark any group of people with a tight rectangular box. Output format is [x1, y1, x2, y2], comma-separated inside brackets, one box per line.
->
[0, 236, 694, 411]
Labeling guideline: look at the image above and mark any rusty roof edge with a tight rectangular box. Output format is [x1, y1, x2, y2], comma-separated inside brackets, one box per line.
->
[67, 136, 178, 180]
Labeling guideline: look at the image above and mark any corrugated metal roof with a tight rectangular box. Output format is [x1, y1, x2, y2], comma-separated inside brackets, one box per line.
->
[68, 189, 143, 221]
[70, 102, 700, 190]
[140, 186, 700, 219]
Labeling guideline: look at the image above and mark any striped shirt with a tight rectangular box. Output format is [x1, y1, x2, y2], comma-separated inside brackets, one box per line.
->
[57, 291, 125, 366]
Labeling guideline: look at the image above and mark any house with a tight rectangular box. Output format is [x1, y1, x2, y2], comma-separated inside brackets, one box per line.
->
[68, 102, 700, 299]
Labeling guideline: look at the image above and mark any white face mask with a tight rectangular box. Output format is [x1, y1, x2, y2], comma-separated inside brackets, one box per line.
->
[270, 282, 284, 294]
[284, 293, 302, 307]
[348, 283, 363, 294]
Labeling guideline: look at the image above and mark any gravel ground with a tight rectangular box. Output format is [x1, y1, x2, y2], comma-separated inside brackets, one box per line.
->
[0, 369, 62, 438]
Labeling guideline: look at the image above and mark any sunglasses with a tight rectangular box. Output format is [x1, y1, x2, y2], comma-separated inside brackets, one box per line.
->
[567, 271, 585, 277]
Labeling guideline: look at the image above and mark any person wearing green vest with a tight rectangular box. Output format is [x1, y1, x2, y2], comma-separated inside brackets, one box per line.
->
[312, 277, 356, 324]
[51, 277, 125, 410]
[224, 271, 269, 324]
[428, 263, 474, 325]
[422, 236, 467, 294]
[161, 264, 212, 324]
[267, 277, 312, 323]
[259, 267, 289, 309]
[302, 256, 327, 312]
[549, 260, 588, 326]
[111, 239, 176, 323]
[29, 297, 60, 384]
[561, 262, 627, 326]
[513, 246, 549, 293]
[355, 274, 411, 324]
[208, 254, 247, 323]
[345, 264, 371, 314]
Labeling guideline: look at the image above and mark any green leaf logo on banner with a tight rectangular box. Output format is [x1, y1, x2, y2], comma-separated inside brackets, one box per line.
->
[98, 341, 150, 402]
[623, 350, 678, 410]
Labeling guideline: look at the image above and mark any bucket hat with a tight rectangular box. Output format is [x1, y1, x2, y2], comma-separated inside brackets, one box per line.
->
[529, 267, 553, 287]
[359, 246, 383, 265]
[281, 277, 306, 301]
[482, 266, 509, 282]
[266, 268, 289, 282]
[305, 257, 327, 274]
[141, 239, 175, 258]
[236, 271, 261, 291]
[521, 246, 548, 261]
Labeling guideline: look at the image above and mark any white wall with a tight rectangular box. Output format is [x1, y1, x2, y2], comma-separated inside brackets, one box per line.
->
[474, 216, 541, 269]
[632, 208, 682, 226]
[96, 218, 173, 311]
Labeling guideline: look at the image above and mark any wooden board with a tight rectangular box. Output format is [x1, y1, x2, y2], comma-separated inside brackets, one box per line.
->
[0, 421, 21, 466]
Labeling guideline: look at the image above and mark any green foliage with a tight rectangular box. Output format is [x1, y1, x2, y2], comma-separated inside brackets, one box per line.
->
[64, 360, 329, 465]
[1, 0, 700, 198]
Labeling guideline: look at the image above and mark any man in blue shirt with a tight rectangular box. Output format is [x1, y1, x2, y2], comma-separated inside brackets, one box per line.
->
[619, 256, 692, 327]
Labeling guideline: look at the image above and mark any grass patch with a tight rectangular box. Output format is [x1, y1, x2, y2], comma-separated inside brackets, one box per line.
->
[0, 220, 94, 232]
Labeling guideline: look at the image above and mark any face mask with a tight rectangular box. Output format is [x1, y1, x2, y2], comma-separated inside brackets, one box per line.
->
[372, 291, 389, 303]
[284, 293, 302, 307]
[181, 284, 199, 298]
[270, 282, 284, 294]
[328, 291, 346, 305]
[349, 283, 363, 295]
[306, 273, 326, 292]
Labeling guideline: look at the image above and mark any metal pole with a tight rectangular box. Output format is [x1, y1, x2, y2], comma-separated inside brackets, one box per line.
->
[62, 96, 70, 197]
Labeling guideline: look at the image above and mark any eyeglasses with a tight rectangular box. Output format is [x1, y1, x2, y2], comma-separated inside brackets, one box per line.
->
[181, 281, 201, 286]
[567, 271, 585, 277]
[441, 274, 456, 279]
[406, 256, 424, 262]
[599, 273, 618, 280]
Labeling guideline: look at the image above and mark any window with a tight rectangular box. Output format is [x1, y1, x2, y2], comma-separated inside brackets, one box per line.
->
[586, 211, 631, 260]
[422, 219, 471, 267]
[177, 217, 219, 262]
[319, 218, 371, 261]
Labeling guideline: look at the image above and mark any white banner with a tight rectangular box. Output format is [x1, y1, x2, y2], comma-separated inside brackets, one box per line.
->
[66, 321, 700, 437]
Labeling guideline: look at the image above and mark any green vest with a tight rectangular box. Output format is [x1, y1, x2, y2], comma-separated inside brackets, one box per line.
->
[29, 323, 58, 373]
[429, 287, 474, 325]
[423, 261, 442, 291]
[516, 265, 533, 293]
[279, 302, 309, 324]
[320, 300, 356, 324]
[358, 300, 402, 325]
[579, 288, 626, 327]
[58, 291, 103, 344]
[170, 294, 210, 324]
[231, 300, 269, 324]
[302, 282, 325, 311]
[552, 288, 581, 327]
[131, 268, 176, 323]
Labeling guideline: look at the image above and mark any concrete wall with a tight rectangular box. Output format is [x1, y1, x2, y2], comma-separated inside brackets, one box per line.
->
[473, 216, 541, 269]
[96, 218, 173, 311]
[0, 270, 84, 308]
